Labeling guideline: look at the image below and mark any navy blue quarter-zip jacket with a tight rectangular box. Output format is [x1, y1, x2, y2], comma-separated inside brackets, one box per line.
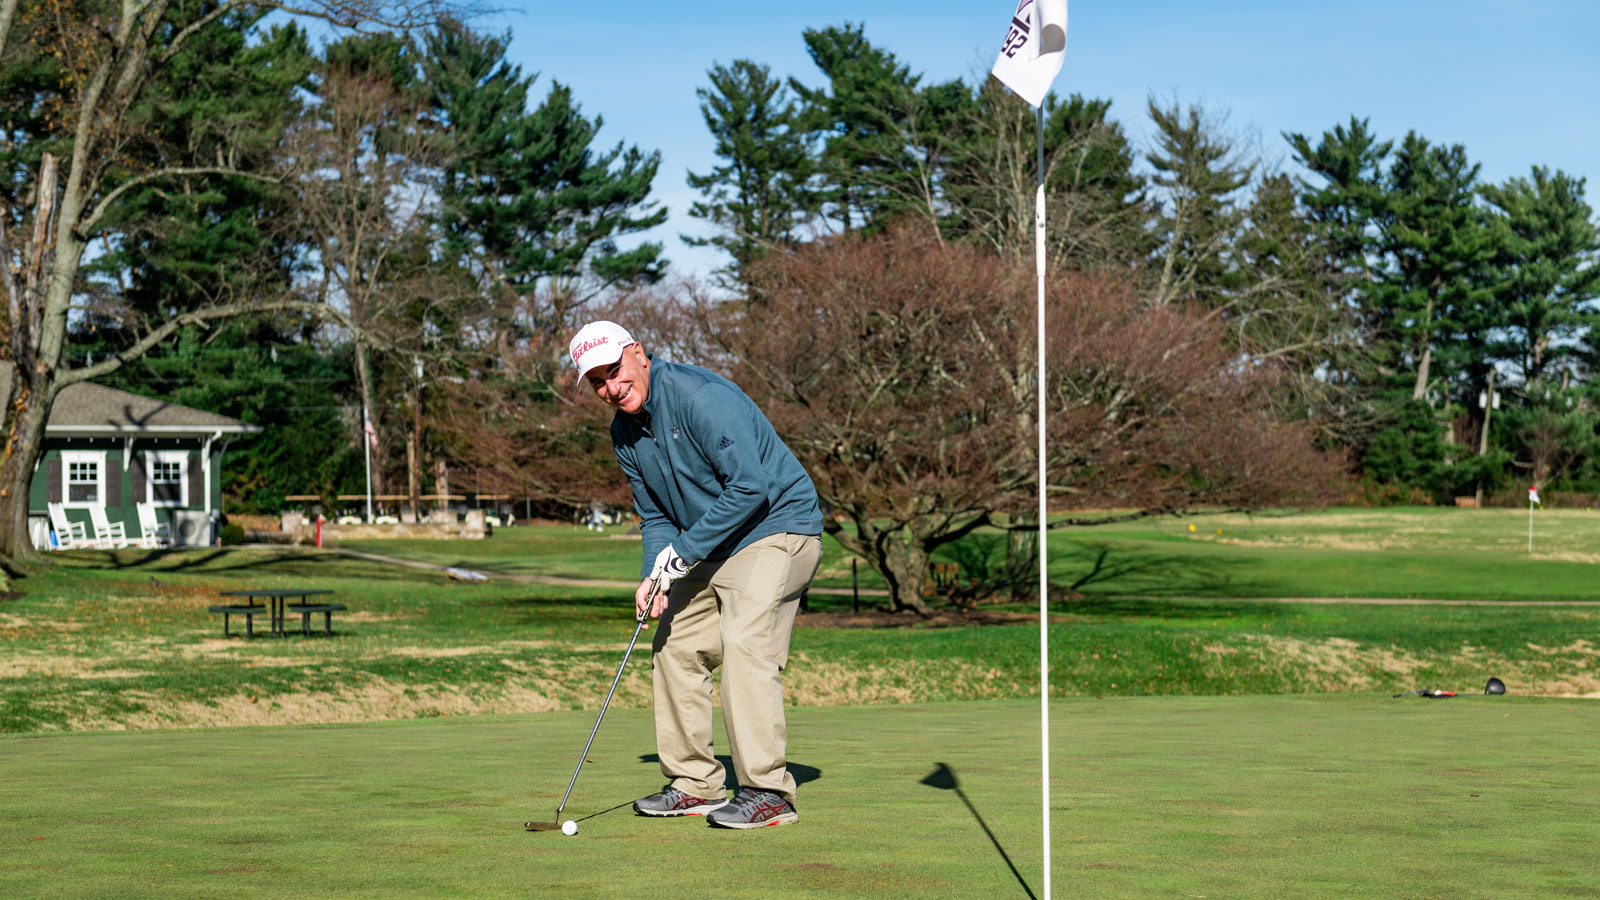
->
[611, 358, 822, 578]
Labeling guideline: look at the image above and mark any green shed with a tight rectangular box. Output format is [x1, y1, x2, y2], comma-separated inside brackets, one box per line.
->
[5, 365, 261, 549]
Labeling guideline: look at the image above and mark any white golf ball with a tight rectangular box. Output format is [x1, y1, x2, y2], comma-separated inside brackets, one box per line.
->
[561, 820, 578, 836]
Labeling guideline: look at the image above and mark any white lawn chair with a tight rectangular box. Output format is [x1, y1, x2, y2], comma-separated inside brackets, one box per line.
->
[46, 502, 92, 550]
[136, 502, 172, 549]
[87, 505, 131, 549]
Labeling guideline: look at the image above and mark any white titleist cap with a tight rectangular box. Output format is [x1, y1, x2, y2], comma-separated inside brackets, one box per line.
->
[568, 321, 636, 378]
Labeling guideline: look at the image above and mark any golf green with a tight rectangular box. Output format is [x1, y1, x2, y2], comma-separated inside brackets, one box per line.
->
[3, 696, 1597, 898]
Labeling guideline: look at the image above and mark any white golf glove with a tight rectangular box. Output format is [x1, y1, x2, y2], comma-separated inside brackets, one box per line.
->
[650, 544, 689, 592]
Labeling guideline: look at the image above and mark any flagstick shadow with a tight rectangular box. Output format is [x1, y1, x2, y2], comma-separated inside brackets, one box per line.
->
[577, 800, 634, 823]
[921, 762, 1037, 900]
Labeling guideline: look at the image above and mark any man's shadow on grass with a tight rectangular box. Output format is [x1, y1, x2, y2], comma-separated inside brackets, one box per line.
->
[638, 754, 821, 792]
[922, 762, 1037, 900]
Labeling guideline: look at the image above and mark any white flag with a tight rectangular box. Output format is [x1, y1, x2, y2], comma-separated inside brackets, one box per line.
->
[1529, 485, 1541, 506]
[990, 0, 1069, 109]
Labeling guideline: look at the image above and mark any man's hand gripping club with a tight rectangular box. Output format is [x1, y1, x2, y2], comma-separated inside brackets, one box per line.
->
[636, 544, 689, 618]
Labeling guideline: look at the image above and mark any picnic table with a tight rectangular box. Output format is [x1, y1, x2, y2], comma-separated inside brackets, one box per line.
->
[212, 589, 343, 638]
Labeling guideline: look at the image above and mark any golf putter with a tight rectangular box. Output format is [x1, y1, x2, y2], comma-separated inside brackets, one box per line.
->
[526, 573, 663, 831]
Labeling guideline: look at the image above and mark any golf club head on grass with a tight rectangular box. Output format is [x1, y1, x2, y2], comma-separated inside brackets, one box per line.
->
[524, 575, 663, 833]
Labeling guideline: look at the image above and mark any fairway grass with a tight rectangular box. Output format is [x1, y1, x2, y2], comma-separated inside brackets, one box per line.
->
[5, 515, 1600, 733]
[4, 697, 1598, 899]
[326, 507, 1600, 603]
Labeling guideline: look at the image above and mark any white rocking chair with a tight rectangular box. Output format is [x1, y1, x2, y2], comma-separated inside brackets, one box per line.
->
[87, 505, 131, 549]
[136, 502, 172, 549]
[46, 502, 93, 550]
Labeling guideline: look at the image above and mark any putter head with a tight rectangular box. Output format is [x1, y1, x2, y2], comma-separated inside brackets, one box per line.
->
[526, 808, 565, 831]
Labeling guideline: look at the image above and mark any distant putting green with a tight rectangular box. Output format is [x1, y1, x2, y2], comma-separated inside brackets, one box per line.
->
[4, 697, 1598, 899]
[1051, 506, 1600, 602]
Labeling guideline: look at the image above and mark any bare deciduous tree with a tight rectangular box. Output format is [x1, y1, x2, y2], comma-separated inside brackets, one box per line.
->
[694, 227, 1342, 613]
[295, 32, 447, 498]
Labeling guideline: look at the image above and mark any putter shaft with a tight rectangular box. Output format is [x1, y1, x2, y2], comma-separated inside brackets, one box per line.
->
[552, 575, 661, 818]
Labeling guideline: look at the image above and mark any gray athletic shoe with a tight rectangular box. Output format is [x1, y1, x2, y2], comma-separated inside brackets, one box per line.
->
[705, 788, 798, 829]
[632, 786, 729, 817]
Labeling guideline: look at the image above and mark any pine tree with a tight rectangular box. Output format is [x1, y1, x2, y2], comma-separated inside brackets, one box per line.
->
[1043, 94, 1150, 270]
[942, 86, 1148, 268]
[1287, 123, 1498, 498]
[685, 59, 817, 289]
[1229, 172, 1360, 436]
[1145, 98, 1253, 308]
[424, 19, 666, 330]
[1479, 167, 1600, 388]
[79, 12, 315, 347]
[1478, 168, 1600, 492]
[1284, 117, 1392, 286]
[418, 21, 669, 511]
[93, 325, 362, 512]
[1284, 118, 1394, 450]
[1373, 133, 1496, 402]
[789, 22, 923, 234]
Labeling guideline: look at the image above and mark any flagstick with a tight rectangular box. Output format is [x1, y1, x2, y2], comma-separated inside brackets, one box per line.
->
[991, 8, 1068, 895]
[1035, 102, 1052, 900]
[1529, 497, 1534, 554]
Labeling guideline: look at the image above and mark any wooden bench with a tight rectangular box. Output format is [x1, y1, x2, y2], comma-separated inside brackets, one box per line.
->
[924, 562, 979, 610]
[926, 562, 961, 594]
[208, 604, 265, 638]
[286, 603, 348, 636]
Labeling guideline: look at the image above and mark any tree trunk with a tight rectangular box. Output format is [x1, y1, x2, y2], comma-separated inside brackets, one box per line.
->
[0, 376, 51, 565]
[825, 515, 931, 615]
[1411, 300, 1433, 401]
[0, 152, 74, 571]
[1411, 344, 1432, 401]
[877, 534, 932, 615]
[406, 425, 419, 519]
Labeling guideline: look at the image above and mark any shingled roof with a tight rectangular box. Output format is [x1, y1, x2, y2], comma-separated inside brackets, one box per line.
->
[0, 363, 260, 435]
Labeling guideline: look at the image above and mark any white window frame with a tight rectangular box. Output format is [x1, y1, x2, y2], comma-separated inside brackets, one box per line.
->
[61, 451, 106, 509]
[146, 450, 189, 508]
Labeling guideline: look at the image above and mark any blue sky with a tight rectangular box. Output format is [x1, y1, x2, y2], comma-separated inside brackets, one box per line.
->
[498, 1, 1600, 279]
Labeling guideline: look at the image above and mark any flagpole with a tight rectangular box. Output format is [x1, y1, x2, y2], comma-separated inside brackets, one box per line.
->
[1529, 495, 1534, 554]
[990, 7, 1068, 896]
[364, 410, 375, 524]
[1035, 102, 1051, 900]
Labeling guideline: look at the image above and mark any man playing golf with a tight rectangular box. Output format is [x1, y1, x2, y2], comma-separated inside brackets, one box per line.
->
[569, 320, 824, 829]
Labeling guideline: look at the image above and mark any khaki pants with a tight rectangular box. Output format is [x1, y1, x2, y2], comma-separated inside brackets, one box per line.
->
[650, 533, 822, 805]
